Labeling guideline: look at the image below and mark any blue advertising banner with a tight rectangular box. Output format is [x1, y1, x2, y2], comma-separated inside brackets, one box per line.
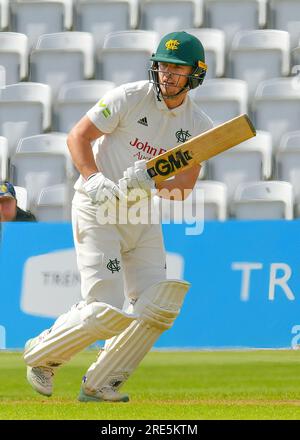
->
[1, 221, 300, 349]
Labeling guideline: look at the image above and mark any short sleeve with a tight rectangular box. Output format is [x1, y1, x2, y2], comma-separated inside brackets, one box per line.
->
[86, 85, 128, 134]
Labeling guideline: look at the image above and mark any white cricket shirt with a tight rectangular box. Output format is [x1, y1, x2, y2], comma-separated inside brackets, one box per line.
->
[75, 80, 213, 188]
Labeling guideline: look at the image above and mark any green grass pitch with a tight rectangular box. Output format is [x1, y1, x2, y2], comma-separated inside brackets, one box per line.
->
[1, 350, 300, 420]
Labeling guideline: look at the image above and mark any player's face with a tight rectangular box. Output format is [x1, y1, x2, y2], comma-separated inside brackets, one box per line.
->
[157, 63, 193, 97]
[0, 197, 17, 222]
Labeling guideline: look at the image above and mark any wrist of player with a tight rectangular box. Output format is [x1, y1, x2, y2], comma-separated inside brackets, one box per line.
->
[86, 172, 99, 181]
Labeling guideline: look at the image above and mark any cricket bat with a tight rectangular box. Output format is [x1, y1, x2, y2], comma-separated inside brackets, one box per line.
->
[146, 114, 256, 184]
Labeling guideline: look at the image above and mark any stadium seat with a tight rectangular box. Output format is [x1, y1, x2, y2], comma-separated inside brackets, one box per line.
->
[269, 0, 300, 49]
[276, 131, 300, 205]
[0, 65, 5, 86]
[139, 0, 203, 36]
[97, 30, 159, 85]
[0, 33, 28, 84]
[291, 64, 300, 76]
[184, 28, 225, 78]
[10, 133, 74, 209]
[292, 47, 300, 69]
[292, 63, 300, 74]
[192, 180, 227, 220]
[75, 0, 132, 50]
[208, 131, 272, 201]
[0, 0, 9, 30]
[36, 184, 70, 221]
[0, 82, 52, 157]
[14, 185, 28, 211]
[30, 32, 94, 98]
[54, 80, 115, 132]
[0, 136, 8, 180]
[204, 0, 267, 48]
[190, 79, 248, 125]
[229, 30, 290, 99]
[253, 78, 300, 150]
[10, 0, 73, 49]
[232, 181, 294, 219]
[154, 180, 227, 223]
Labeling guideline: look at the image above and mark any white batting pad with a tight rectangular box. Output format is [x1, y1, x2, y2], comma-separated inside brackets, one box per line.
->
[83, 280, 190, 393]
[24, 301, 137, 368]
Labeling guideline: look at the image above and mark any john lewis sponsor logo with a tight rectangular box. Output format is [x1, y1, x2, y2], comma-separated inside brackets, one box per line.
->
[130, 137, 167, 157]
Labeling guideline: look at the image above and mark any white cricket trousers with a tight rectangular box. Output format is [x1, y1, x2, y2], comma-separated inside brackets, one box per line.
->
[72, 190, 167, 309]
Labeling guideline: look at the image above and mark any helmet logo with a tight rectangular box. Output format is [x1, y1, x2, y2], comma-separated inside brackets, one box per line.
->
[165, 39, 180, 51]
[0, 184, 8, 193]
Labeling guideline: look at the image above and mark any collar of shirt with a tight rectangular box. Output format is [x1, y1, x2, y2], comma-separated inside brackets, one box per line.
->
[153, 88, 190, 116]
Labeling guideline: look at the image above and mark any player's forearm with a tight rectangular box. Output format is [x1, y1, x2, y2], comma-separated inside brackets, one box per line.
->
[156, 164, 201, 200]
[67, 131, 99, 180]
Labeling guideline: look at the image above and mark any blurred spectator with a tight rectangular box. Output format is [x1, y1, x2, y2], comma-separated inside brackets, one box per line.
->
[0, 181, 36, 222]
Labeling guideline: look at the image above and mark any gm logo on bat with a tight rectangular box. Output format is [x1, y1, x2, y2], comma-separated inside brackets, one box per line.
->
[147, 149, 193, 178]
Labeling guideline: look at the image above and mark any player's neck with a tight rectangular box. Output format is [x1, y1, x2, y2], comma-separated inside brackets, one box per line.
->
[163, 92, 188, 110]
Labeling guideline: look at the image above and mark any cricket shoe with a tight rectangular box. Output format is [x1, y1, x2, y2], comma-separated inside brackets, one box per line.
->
[78, 385, 129, 403]
[26, 366, 54, 397]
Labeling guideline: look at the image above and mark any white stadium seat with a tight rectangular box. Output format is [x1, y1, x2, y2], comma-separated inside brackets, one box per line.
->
[185, 28, 225, 78]
[291, 65, 300, 76]
[30, 32, 94, 98]
[0, 33, 28, 84]
[204, 0, 267, 48]
[229, 30, 290, 99]
[0, 82, 52, 156]
[0, 65, 5, 87]
[276, 131, 300, 204]
[154, 180, 226, 223]
[98, 30, 159, 85]
[269, 0, 300, 49]
[0, 0, 9, 30]
[292, 47, 300, 69]
[232, 181, 294, 219]
[10, 0, 73, 49]
[0, 136, 8, 180]
[14, 185, 28, 211]
[193, 180, 227, 220]
[75, 0, 132, 50]
[54, 80, 115, 132]
[253, 78, 300, 150]
[208, 131, 272, 201]
[36, 184, 70, 221]
[139, 0, 203, 37]
[190, 79, 248, 125]
[10, 133, 74, 209]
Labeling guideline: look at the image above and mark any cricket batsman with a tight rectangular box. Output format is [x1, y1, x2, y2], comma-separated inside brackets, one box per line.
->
[23, 31, 213, 402]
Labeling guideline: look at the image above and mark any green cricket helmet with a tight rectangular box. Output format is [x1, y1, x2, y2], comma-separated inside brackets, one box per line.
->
[149, 31, 207, 94]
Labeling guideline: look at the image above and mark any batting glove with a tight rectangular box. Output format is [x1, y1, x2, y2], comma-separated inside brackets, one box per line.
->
[83, 172, 126, 205]
[122, 160, 156, 191]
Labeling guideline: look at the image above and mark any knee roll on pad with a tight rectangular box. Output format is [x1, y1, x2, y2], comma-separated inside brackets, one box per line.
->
[79, 302, 137, 339]
[128, 280, 190, 330]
